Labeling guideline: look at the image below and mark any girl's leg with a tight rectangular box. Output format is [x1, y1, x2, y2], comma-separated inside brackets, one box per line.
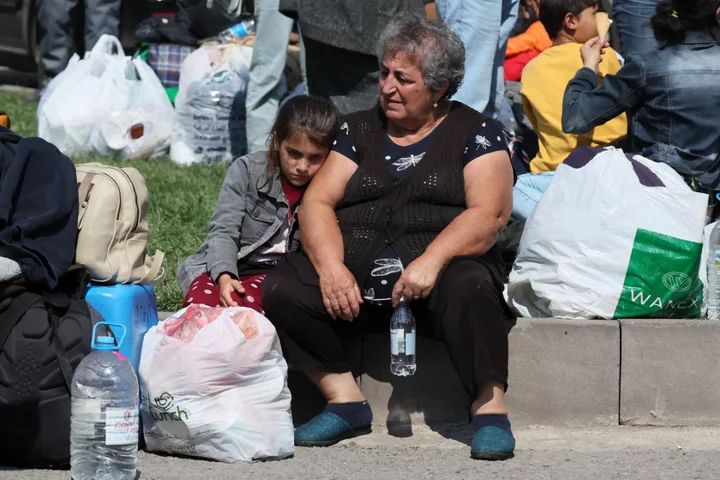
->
[183, 273, 223, 307]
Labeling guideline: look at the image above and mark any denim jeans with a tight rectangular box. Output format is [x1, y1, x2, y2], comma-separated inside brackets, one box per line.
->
[245, 0, 294, 153]
[612, 0, 661, 57]
[37, 0, 121, 80]
[512, 172, 554, 220]
[435, 0, 519, 119]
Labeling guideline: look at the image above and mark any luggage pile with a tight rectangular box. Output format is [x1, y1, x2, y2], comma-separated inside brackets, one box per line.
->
[37, 3, 302, 166]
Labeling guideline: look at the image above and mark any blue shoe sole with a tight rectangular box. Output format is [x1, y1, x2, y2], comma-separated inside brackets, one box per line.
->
[471, 450, 515, 461]
[295, 426, 372, 447]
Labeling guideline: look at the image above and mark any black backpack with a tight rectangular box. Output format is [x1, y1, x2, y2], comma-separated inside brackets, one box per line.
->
[0, 268, 98, 468]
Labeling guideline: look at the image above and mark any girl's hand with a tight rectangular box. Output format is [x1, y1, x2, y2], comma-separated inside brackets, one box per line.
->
[217, 273, 245, 307]
[318, 262, 363, 321]
[391, 254, 445, 307]
[580, 37, 609, 74]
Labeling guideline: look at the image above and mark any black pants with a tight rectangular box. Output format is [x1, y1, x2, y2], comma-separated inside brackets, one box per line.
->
[262, 254, 516, 398]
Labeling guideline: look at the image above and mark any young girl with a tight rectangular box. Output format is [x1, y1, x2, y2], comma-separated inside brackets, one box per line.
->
[177, 95, 340, 312]
[563, 0, 720, 203]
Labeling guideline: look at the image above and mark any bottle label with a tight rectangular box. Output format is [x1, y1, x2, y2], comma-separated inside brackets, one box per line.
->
[405, 332, 416, 356]
[390, 329, 403, 355]
[105, 407, 139, 446]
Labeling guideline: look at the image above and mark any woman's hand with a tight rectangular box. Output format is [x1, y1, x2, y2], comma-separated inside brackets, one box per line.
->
[391, 254, 445, 307]
[217, 273, 245, 307]
[580, 37, 609, 74]
[318, 263, 363, 321]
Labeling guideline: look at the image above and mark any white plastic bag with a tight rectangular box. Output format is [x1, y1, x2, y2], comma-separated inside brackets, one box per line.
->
[508, 148, 708, 319]
[38, 35, 133, 155]
[139, 305, 294, 463]
[170, 44, 252, 165]
[91, 59, 174, 159]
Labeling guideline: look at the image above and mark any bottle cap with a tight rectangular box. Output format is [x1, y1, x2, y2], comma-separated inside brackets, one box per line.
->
[91, 322, 126, 351]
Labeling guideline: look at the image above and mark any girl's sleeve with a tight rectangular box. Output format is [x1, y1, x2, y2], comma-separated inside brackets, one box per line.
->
[205, 157, 251, 282]
[562, 54, 646, 135]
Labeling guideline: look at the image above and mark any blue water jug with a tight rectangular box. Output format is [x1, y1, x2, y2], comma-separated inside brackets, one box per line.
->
[84, 284, 159, 372]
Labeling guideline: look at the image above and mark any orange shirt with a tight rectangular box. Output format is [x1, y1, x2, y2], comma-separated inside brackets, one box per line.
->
[506, 21, 552, 58]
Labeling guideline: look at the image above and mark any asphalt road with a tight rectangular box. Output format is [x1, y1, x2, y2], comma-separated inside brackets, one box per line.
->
[2, 426, 720, 479]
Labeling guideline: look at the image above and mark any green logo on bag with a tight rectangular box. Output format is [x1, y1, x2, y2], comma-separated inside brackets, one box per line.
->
[614, 229, 703, 319]
[662, 272, 693, 293]
[150, 393, 189, 422]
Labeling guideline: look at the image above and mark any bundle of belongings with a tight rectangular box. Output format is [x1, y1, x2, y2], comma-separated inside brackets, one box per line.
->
[140, 305, 294, 463]
[0, 126, 99, 468]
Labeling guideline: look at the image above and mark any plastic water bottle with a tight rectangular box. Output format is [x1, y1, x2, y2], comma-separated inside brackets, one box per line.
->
[218, 19, 256, 43]
[390, 298, 417, 376]
[71, 323, 139, 480]
[708, 222, 720, 320]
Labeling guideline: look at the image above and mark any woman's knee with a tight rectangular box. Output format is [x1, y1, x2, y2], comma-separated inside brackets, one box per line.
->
[436, 260, 498, 304]
[262, 270, 303, 322]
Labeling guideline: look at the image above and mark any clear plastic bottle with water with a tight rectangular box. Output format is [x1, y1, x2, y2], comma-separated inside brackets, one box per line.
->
[71, 323, 139, 480]
[390, 297, 417, 376]
[218, 19, 256, 43]
[707, 222, 720, 320]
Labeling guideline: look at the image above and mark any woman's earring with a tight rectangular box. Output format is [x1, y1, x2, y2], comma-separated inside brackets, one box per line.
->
[433, 102, 438, 108]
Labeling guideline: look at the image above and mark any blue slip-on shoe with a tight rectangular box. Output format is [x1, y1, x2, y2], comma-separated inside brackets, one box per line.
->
[470, 425, 516, 461]
[295, 411, 372, 447]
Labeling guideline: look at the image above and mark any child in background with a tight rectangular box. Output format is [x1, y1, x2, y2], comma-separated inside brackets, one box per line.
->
[514, 0, 628, 219]
[563, 0, 720, 219]
[505, 0, 552, 81]
[176, 95, 340, 313]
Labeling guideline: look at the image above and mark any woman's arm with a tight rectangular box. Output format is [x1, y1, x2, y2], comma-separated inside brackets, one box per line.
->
[391, 150, 514, 304]
[300, 151, 363, 321]
[562, 42, 646, 135]
[205, 158, 250, 283]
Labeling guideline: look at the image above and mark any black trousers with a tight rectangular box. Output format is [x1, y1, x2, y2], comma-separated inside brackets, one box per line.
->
[262, 254, 516, 398]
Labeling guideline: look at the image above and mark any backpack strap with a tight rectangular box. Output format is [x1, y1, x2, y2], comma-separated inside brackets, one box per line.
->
[77, 173, 95, 228]
[0, 292, 42, 352]
[135, 250, 166, 286]
[43, 291, 76, 389]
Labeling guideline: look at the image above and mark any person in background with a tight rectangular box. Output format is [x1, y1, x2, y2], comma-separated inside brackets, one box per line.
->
[263, 16, 517, 461]
[245, 0, 296, 153]
[516, 0, 627, 220]
[612, 0, 662, 57]
[435, 0, 520, 118]
[563, 0, 720, 217]
[280, 0, 428, 115]
[505, 0, 552, 81]
[176, 96, 340, 313]
[30, 0, 122, 102]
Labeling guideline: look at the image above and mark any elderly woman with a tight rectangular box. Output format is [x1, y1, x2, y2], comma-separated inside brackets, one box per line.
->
[263, 16, 516, 461]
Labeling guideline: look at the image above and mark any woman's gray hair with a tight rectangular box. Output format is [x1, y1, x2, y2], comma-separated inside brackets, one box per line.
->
[377, 15, 465, 99]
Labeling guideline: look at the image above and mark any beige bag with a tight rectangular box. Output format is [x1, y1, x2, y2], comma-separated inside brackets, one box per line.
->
[75, 163, 165, 285]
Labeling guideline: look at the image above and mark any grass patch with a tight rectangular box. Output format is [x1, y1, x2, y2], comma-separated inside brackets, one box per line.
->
[0, 90, 228, 311]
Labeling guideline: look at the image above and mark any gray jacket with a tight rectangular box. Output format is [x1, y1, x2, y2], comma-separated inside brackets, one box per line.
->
[176, 151, 298, 294]
[279, 0, 426, 56]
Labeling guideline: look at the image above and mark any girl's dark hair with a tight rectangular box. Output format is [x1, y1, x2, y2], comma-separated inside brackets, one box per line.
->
[651, 0, 720, 45]
[539, 0, 599, 40]
[266, 95, 340, 175]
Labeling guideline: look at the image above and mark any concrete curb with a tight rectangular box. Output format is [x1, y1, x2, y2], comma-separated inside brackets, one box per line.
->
[157, 314, 720, 428]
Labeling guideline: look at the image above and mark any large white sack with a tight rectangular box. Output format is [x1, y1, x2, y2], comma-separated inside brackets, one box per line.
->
[508, 147, 707, 319]
[38, 35, 133, 155]
[170, 44, 252, 165]
[38, 35, 174, 159]
[139, 305, 294, 463]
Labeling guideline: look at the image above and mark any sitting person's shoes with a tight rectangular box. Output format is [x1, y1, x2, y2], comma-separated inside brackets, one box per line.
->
[295, 401, 373, 447]
[470, 414, 515, 461]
